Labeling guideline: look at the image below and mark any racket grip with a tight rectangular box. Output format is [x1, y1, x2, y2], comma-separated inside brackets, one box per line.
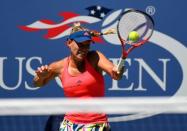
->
[117, 57, 125, 71]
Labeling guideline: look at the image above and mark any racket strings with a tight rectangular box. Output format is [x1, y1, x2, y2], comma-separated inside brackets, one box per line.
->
[118, 11, 154, 45]
[118, 14, 144, 38]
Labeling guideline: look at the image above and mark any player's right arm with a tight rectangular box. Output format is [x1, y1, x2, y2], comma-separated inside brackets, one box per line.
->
[33, 59, 64, 87]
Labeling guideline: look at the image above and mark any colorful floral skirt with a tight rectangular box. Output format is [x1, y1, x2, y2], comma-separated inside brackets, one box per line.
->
[59, 119, 111, 131]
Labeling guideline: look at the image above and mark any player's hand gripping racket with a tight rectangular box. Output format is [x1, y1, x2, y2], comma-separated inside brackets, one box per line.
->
[116, 9, 154, 71]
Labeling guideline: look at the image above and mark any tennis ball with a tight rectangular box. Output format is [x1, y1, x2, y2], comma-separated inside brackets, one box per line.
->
[128, 31, 140, 42]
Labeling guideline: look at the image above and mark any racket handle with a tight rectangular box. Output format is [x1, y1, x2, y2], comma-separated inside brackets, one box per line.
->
[117, 57, 125, 71]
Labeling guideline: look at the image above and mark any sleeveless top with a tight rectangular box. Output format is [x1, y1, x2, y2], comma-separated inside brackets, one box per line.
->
[60, 57, 108, 124]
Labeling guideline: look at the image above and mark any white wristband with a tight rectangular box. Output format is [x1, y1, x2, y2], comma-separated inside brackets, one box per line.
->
[117, 57, 125, 71]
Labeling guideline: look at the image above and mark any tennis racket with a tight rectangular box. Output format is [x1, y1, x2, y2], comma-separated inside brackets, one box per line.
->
[116, 9, 154, 71]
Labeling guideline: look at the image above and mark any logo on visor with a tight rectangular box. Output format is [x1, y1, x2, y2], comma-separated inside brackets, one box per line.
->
[84, 32, 90, 36]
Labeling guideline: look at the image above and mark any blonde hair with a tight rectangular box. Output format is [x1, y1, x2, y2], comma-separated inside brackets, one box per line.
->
[70, 22, 88, 34]
[70, 22, 100, 37]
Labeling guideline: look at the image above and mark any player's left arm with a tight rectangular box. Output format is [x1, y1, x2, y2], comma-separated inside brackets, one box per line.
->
[96, 51, 124, 80]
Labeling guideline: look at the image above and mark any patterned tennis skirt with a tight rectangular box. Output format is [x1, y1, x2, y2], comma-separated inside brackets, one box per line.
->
[59, 119, 111, 131]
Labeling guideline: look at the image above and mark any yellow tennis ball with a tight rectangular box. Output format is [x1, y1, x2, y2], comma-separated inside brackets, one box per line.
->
[128, 31, 140, 42]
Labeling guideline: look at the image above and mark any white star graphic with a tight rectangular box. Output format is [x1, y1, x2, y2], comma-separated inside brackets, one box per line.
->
[100, 12, 105, 18]
[90, 10, 95, 15]
[97, 6, 101, 10]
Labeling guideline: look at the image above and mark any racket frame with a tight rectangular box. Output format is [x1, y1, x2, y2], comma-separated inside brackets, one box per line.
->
[116, 9, 154, 71]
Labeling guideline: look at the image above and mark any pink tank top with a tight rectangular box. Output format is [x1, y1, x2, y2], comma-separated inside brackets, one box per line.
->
[60, 57, 108, 124]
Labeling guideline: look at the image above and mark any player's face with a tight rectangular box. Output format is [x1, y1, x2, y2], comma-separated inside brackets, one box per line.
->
[68, 40, 91, 61]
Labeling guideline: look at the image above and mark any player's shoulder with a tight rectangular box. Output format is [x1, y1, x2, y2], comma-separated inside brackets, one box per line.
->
[49, 57, 68, 72]
[50, 58, 65, 66]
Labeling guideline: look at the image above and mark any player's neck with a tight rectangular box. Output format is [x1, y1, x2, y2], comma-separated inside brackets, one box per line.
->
[69, 56, 85, 71]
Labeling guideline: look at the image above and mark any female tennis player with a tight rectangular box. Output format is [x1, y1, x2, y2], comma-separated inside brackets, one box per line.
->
[33, 24, 124, 131]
